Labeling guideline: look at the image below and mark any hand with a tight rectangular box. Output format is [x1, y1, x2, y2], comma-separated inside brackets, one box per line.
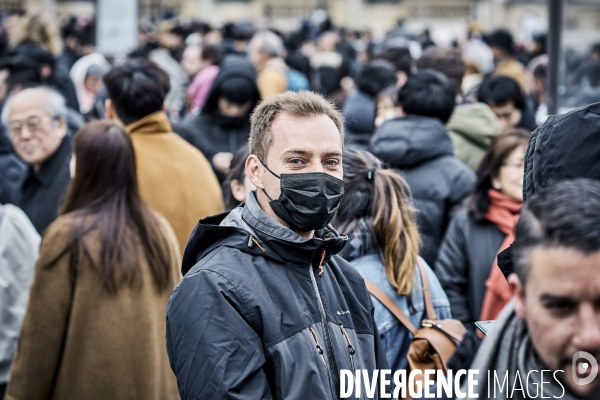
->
[213, 152, 234, 174]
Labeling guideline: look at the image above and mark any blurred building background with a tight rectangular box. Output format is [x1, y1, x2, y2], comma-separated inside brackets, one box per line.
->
[3, 0, 599, 46]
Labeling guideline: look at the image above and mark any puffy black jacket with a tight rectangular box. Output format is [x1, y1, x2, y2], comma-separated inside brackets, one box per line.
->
[524, 102, 600, 201]
[434, 208, 505, 332]
[175, 56, 258, 180]
[166, 192, 389, 399]
[370, 115, 476, 266]
[343, 90, 376, 150]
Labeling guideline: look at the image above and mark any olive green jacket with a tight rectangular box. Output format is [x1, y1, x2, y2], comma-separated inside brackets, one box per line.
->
[447, 102, 502, 171]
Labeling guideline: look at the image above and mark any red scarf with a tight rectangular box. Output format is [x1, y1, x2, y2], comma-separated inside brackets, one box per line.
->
[479, 189, 523, 323]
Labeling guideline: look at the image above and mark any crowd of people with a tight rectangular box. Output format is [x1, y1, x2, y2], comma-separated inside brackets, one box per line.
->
[1, 7, 600, 400]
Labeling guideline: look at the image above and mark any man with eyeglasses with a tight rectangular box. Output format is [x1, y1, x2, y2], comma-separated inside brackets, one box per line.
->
[1, 87, 71, 233]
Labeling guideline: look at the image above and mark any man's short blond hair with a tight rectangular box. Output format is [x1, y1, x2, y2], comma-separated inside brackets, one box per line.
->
[249, 91, 344, 161]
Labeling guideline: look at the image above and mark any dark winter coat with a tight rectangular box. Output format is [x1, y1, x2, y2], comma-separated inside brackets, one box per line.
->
[0, 130, 26, 205]
[369, 115, 476, 266]
[434, 208, 505, 332]
[343, 90, 376, 150]
[18, 136, 72, 234]
[166, 192, 389, 399]
[524, 102, 600, 201]
[175, 56, 257, 180]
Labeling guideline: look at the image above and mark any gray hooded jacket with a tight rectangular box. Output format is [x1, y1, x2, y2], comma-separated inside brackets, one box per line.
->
[166, 192, 389, 399]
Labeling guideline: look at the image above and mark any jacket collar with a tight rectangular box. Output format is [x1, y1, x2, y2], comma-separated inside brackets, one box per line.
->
[181, 191, 348, 275]
[237, 191, 348, 267]
[27, 135, 71, 187]
[126, 111, 172, 135]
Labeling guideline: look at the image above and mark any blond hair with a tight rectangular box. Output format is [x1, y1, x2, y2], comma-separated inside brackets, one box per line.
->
[373, 168, 421, 295]
[10, 10, 62, 55]
[249, 91, 344, 160]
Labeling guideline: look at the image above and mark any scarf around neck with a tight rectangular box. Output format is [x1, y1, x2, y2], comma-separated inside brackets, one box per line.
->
[479, 189, 523, 321]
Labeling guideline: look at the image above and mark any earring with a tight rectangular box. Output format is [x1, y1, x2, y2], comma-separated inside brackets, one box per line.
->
[493, 182, 502, 190]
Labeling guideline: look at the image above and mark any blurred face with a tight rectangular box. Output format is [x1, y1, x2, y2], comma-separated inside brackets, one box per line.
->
[511, 248, 600, 396]
[248, 39, 268, 68]
[489, 101, 522, 131]
[70, 155, 76, 178]
[8, 91, 67, 170]
[492, 146, 525, 202]
[203, 30, 222, 46]
[181, 45, 206, 78]
[318, 32, 339, 53]
[491, 45, 508, 61]
[2, 14, 21, 35]
[375, 94, 398, 127]
[532, 77, 546, 103]
[159, 32, 183, 50]
[84, 75, 102, 95]
[231, 172, 256, 204]
[0, 69, 8, 103]
[217, 98, 251, 118]
[246, 112, 343, 231]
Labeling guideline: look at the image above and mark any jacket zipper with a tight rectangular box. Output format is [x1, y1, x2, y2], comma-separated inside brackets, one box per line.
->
[309, 265, 340, 399]
[340, 325, 356, 373]
[309, 326, 335, 398]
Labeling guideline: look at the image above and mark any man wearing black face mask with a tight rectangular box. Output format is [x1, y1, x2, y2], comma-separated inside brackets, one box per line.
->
[176, 55, 261, 182]
[167, 91, 390, 399]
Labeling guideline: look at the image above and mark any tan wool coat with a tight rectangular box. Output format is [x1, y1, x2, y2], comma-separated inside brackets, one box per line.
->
[127, 111, 224, 252]
[6, 214, 182, 400]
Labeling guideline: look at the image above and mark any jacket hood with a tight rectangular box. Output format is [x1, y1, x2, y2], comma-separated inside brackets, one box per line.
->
[369, 114, 454, 169]
[343, 90, 376, 134]
[447, 102, 501, 147]
[181, 191, 348, 275]
[201, 55, 259, 114]
[524, 102, 600, 202]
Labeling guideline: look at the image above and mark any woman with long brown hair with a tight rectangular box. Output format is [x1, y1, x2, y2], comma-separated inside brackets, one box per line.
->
[6, 120, 180, 400]
[435, 129, 530, 332]
[331, 148, 451, 372]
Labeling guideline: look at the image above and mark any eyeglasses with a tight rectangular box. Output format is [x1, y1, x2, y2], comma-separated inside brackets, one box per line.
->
[8, 115, 57, 138]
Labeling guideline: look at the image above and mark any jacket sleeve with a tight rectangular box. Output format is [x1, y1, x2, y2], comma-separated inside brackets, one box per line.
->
[6, 223, 74, 400]
[166, 268, 272, 400]
[434, 214, 474, 331]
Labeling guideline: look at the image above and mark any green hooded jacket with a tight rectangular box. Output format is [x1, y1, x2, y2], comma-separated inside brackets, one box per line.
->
[447, 102, 502, 171]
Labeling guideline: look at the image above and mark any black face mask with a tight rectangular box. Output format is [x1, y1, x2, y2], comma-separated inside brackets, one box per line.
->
[259, 159, 344, 232]
[212, 112, 248, 129]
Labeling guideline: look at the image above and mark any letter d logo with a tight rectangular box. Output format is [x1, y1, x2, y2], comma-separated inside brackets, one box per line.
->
[572, 351, 598, 386]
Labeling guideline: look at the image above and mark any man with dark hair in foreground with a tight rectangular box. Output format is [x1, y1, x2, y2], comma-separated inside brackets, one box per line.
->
[462, 179, 600, 399]
[104, 58, 224, 253]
